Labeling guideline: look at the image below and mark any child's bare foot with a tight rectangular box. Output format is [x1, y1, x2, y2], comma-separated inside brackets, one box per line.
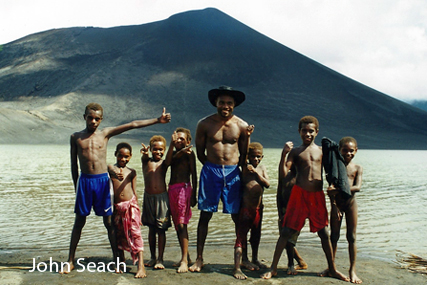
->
[189, 258, 204, 272]
[135, 267, 146, 278]
[59, 262, 74, 274]
[295, 259, 308, 270]
[329, 269, 350, 281]
[233, 268, 247, 280]
[177, 261, 188, 273]
[241, 260, 259, 271]
[154, 260, 165, 270]
[261, 270, 277, 279]
[318, 268, 329, 277]
[287, 265, 298, 275]
[350, 270, 362, 284]
[145, 259, 156, 267]
[253, 259, 267, 269]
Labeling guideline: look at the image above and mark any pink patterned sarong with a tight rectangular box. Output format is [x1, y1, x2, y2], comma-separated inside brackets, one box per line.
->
[168, 182, 193, 229]
[114, 195, 144, 264]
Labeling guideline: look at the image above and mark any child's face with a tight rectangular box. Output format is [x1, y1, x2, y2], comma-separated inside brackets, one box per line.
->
[248, 148, 263, 168]
[340, 142, 357, 164]
[299, 123, 318, 145]
[175, 132, 189, 150]
[84, 110, 103, 132]
[150, 141, 165, 161]
[116, 148, 132, 167]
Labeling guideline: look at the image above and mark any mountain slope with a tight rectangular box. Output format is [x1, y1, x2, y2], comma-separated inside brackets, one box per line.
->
[1, 8, 426, 149]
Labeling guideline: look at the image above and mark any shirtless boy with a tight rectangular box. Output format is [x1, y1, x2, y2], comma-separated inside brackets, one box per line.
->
[261, 116, 348, 281]
[233, 142, 270, 280]
[108, 142, 145, 278]
[326, 137, 363, 284]
[190, 86, 250, 272]
[140, 135, 171, 270]
[164, 128, 197, 273]
[62, 103, 170, 273]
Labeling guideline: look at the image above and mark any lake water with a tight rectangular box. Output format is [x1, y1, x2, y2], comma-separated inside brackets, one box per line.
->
[0, 145, 426, 262]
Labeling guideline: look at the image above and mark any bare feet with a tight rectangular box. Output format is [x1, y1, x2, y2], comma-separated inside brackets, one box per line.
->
[287, 265, 298, 275]
[261, 270, 277, 279]
[295, 259, 308, 270]
[350, 271, 362, 284]
[154, 260, 165, 270]
[135, 267, 146, 278]
[320, 269, 350, 282]
[145, 259, 156, 267]
[177, 261, 188, 273]
[318, 268, 329, 277]
[189, 258, 204, 272]
[233, 268, 248, 280]
[59, 262, 74, 274]
[241, 260, 259, 271]
[253, 259, 267, 269]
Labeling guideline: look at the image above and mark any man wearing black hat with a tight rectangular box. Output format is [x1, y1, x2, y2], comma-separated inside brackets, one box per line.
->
[190, 86, 251, 272]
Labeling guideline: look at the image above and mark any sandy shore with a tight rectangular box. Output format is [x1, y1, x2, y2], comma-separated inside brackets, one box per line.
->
[0, 243, 425, 284]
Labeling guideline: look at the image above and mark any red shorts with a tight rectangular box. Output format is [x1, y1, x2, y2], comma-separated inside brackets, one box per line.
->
[235, 206, 262, 249]
[283, 185, 328, 233]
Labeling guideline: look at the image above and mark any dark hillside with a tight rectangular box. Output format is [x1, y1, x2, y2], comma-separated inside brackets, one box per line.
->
[1, 8, 426, 149]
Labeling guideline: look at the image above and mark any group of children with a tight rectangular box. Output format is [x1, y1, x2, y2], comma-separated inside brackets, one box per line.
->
[67, 103, 363, 283]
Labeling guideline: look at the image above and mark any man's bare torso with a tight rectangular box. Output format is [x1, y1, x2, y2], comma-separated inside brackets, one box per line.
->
[198, 114, 245, 165]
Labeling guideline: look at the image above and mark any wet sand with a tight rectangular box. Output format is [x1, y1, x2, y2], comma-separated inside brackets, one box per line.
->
[0, 243, 425, 284]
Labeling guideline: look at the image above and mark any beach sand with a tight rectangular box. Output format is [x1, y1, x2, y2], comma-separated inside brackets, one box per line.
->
[0, 243, 425, 284]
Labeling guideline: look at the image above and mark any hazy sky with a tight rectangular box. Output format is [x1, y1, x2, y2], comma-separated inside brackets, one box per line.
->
[1, 0, 426, 102]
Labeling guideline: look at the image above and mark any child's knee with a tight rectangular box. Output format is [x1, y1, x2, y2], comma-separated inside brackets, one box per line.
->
[346, 231, 356, 244]
[330, 231, 340, 243]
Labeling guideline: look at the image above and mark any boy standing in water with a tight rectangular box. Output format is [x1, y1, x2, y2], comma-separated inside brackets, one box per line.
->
[165, 128, 197, 273]
[324, 137, 363, 284]
[108, 142, 145, 278]
[261, 116, 348, 281]
[233, 141, 270, 280]
[62, 103, 170, 273]
[140, 135, 171, 270]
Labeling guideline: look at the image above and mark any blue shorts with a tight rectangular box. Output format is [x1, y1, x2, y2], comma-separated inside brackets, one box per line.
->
[198, 162, 241, 214]
[74, 173, 113, 216]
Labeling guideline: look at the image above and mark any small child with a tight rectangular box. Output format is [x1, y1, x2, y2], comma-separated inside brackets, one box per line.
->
[108, 142, 146, 278]
[165, 127, 197, 273]
[326, 137, 363, 284]
[140, 135, 172, 270]
[233, 142, 270, 280]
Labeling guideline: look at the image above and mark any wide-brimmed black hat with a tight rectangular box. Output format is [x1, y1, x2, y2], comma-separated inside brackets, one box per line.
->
[208, 86, 245, 107]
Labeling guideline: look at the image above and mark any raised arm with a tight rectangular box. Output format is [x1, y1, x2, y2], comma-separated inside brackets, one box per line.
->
[238, 123, 252, 167]
[164, 132, 176, 167]
[105, 107, 171, 138]
[140, 143, 150, 165]
[278, 141, 294, 181]
[70, 134, 79, 192]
